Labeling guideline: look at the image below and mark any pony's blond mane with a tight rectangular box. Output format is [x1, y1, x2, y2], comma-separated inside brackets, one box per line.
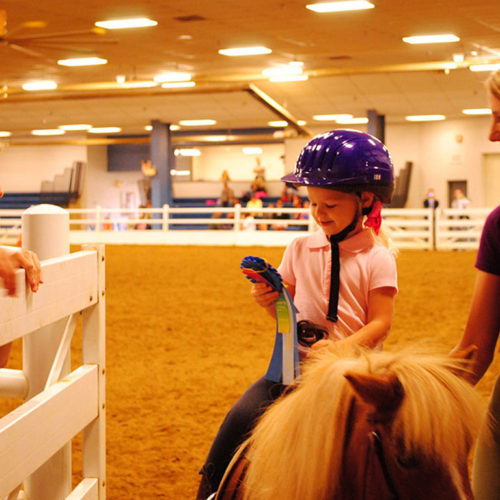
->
[240, 348, 484, 500]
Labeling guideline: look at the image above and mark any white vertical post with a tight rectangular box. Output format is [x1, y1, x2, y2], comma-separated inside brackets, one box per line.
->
[234, 204, 241, 232]
[81, 244, 106, 498]
[22, 204, 72, 500]
[162, 204, 170, 232]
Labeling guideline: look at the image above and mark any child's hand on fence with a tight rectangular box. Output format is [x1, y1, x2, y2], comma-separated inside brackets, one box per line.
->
[0, 248, 42, 295]
[251, 282, 279, 308]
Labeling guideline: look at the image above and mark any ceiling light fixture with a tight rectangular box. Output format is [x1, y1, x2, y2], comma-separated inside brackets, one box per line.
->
[31, 129, 65, 136]
[405, 115, 446, 122]
[179, 119, 216, 126]
[59, 124, 92, 131]
[243, 147, 263, 155]
[57, 57, 107, 67]
[95, 18, 158, 29]
[313, 113, 352, 121]
[462, 108, 491, 115]
[218, 46, 272, 56]
[116, 75, 126, 84]
[469, 63, 500, 72]
[263, 65, 303, 77]
[22, 80, 58, 91]
[170, 125, 181, 131]
[402, 34, 460, 44]
[268, 120, 288, 127]
[161, 81, 196, 88]
[119, 81, 158, 88]
[144, 125, 153, 131]
[88, 127, 122, 134]
[175, 148, 201, 156]
[0, 131, 12, 137]
[154, 72, 192, 83]
[306, 1, 375, 13]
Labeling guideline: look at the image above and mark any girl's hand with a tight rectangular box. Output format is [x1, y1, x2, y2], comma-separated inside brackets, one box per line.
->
[251, 282, 279, 308]
[0, 248, 42, 296]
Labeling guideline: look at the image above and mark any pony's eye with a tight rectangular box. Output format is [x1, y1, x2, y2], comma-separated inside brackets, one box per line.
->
[396, 454, 419, 469]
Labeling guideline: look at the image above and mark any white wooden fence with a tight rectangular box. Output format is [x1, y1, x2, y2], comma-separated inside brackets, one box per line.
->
[0, 205, 493, 250]
[0, 206, 105, 500]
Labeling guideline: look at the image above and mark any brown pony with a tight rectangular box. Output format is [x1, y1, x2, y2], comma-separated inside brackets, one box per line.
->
[215, 348, 483, 500]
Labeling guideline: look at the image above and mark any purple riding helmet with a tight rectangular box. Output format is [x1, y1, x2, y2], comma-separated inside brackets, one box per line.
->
[281, 129, 394, 203]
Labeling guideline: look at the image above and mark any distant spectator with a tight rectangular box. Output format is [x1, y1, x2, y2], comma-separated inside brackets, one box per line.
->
[423, 188, 439, 209]
[135, 205, 152, 230]
[246, 192, 263, 219]
[271, 199, 290, 231]
[280, 185, 294, 203]
[451, 188, 470, 210]
[241, 213, 256, 231]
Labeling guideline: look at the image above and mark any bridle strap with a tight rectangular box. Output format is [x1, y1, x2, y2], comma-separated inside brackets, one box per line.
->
[370, 430, 400, 500]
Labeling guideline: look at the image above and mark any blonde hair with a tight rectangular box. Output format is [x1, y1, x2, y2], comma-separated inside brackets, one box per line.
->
[487, 69, 500, 100]
[239, 348, 483, 500]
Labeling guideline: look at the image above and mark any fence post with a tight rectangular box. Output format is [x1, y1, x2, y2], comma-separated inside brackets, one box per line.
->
[162, 204, 170, 232]
[234, 204, 241, 232]
[22, 204, 72, 500]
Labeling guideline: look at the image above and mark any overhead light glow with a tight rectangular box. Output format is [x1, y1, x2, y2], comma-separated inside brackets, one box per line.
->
[402, 34, 460, 44]
[171, 169, 191, 175]
[179, 119, 216, 126]
[298, 120, 307, 126]
[175, 148, 201, 157]
[269, 74, 309, 82]
[263, 65, 303, 77]
[202, 135, 229, 142]
[218, 46, 272, 56]
[154, 72, 192, 83]
[95, 18, 158, 29]
[116, 75, 126, 84]
[306, 1, 375, 13]
[313, 113, 353, 121]
[31, 129, 65, 136]
[161, 81, 196, 88]
[336, 117, 369, 124]
[59, 124, 92, 131]
[243, 147, 263, 155]
[0, 131, 11, 137]
[405, 115, 446, 122]
[268, 120, 288, 127]
[170, 124, 181, 131]
[469, 63, 500, 72]
[57, 57, 107, 67]
[22, 80, 58, 91]
[462, 108, 491, 115]
[144, 125, 153, 131]
[88, 127, 122, 133]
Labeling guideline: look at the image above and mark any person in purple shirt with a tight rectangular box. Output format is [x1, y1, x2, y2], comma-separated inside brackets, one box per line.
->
[453, 69, 500, 500]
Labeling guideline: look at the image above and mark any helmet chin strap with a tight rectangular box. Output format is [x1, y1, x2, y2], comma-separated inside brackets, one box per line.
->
[326, 196, 376, 323]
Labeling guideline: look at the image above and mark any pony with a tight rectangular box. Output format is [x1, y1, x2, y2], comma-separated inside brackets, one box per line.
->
[215, 347, 484, 500]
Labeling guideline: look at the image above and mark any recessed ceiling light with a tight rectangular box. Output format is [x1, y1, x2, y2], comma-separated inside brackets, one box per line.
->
[22, 80, 57, 91]
[116, 75, 126, 84]
[154, 72, 192, 83]
[405, 115, 446, 122]
[0, 131, 12, 137]
[161, 81, 196, 88]
[179, 119, 216, 126]
[95, 18, 158, 29]
[268, 120, 288, 127]
[306, 1, 375, 13]
[202, 135, 229, 142]
[263, 65, 303, 77]
[243, 147, 263, 155]
[170, 124, 181, 131]
[469, 63, 500, 72]
[31, 129, 65, 136]
[313, 114, 352, 121]
[57, 57, 107, 67]
[144, 125, 153, 131]
[336, 117, 369, 124]
[402, 34, 460, 44]
[462, 108, 491, 115]
[218, 46, 272, 56]
[175, 148, 201, 156]
[171, 169, 191, 176]
[298, 120, 307, 126]
[88, 127, 122, 134]
[269, 74, 309, 82]
[59, 124, 92, 131]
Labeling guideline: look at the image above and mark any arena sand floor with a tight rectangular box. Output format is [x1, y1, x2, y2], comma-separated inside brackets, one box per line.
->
[1, 245, 498, 499]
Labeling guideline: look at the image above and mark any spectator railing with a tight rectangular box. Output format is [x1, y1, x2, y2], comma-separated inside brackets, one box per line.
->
[0, 205, 492, 250]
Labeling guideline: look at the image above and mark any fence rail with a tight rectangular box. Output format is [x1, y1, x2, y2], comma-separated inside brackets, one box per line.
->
[0, 205, 493, 250]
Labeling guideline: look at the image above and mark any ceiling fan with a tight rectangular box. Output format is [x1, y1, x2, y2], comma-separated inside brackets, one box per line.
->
[0, 8, 115, 60]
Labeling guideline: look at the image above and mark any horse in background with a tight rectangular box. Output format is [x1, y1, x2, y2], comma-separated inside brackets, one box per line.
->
[216, 348, 483, 500]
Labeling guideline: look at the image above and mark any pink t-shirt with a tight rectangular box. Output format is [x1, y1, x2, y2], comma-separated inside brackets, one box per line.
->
[278, 229, 397, 342]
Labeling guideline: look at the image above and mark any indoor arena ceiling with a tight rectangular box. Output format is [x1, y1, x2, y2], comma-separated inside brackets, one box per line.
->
[1, 0, 500, 145]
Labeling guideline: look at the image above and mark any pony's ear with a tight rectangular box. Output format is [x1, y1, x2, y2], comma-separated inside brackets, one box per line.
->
[344, 371, 404, 413]
[451, 344, 477, 362]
